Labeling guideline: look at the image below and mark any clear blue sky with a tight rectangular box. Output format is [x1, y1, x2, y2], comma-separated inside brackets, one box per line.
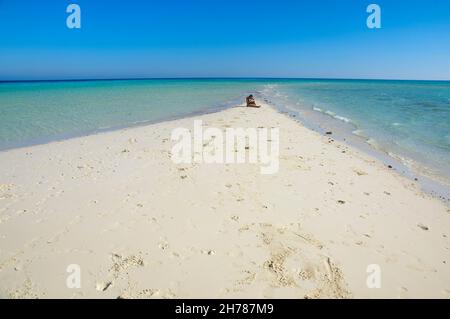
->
[0, 0, 449, 81]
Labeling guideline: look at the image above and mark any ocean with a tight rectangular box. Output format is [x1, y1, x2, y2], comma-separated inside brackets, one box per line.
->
[1, 78, 449, 186]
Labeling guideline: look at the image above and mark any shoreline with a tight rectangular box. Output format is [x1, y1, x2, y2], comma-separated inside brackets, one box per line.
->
[1, 94, 449, 203]
[260, 94, 450, 203]
[0, 96, 246, 153]
[0, 101, 449, 298]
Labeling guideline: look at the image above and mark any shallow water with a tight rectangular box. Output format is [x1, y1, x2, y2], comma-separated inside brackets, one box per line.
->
[0, 79, 259, 149]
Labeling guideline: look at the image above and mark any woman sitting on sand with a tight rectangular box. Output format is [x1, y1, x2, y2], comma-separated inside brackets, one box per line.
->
[246, 94, 260, 108]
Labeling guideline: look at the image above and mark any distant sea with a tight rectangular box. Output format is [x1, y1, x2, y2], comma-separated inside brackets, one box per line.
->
[1, 78, 449, 186]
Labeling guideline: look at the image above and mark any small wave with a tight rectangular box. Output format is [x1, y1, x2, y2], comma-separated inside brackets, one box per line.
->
[387, 151, 413, 168]
[131, 119, 152, 125]
[334, 115, 352, 123]
[366, 138, 381, 149]
[386, 151, 431, 176]
[352, 129, 367, 138]
[312, 106, 354, 124]
[312, 106, 323, 112]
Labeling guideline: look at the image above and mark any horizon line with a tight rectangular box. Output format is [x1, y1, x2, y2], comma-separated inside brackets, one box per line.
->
[1, 76, 449, 84]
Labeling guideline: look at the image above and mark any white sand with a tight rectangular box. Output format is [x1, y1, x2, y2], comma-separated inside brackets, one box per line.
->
[0, 103, 449, 299]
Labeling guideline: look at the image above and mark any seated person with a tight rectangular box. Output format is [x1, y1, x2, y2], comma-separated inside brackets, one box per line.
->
[246, 94, 260, 108]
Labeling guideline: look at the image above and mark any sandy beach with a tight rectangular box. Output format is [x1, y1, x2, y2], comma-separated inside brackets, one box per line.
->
[0, 102, 449, 299]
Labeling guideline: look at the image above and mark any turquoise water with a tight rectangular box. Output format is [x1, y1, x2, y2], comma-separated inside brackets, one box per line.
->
[0, 78, 449, 184]
[0, 79, 259, 149]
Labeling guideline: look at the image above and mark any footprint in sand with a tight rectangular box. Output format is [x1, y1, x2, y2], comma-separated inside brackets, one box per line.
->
[0, 183, 14, 193]
[353, 168, 368, 176]
[230, 215, 239, 222]
[158, 239, 169, 251]
[95, 253, 146, 294]
[96, 281, 113, 292]
[110, 253, 145, 278]
[257, 223, 350, 298]
[200, 249, 216, 256]
[118, 288, 157, 299]
[7, 278, 39, 299]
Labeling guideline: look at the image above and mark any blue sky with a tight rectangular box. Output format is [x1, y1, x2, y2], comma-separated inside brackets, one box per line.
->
[0, 0, 449, 80]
